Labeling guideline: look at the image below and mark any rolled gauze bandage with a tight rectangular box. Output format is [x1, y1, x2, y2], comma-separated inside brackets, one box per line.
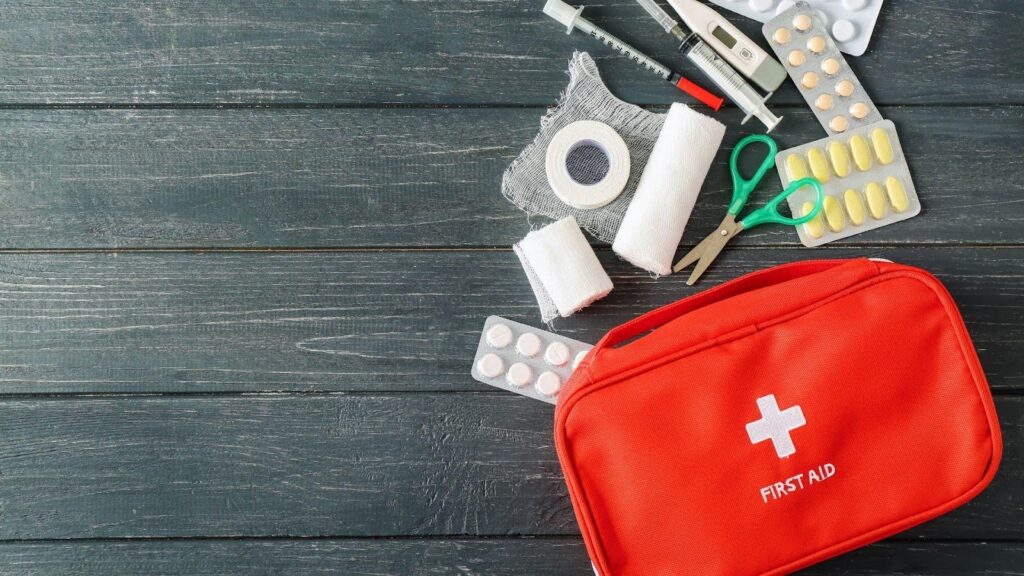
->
[514, 216, 614, 322]
[612, 103, 726, 275]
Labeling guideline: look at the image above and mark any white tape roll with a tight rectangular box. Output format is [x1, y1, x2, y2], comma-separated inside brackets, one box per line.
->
[545, 120, 630, 210]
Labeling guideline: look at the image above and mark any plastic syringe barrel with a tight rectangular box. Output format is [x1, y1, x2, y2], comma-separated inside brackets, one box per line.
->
[684, 40, 782, 131]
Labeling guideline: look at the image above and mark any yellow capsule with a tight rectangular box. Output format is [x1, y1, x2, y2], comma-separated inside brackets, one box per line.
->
[801, 201, 825, 239]
[871, 128, 895, 165]
[807, 148, 831, 183]
[785, 153, 810, 181]
[865, 182, 887, 219]
[822, 196, 845, 232]
[850, 135, 873, 171]
[844, 189, 866, 226]
[886, 176, 910, 212]
[828, 141, 851, 178]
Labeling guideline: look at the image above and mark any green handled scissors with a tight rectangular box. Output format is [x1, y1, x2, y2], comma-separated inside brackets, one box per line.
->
[673, 134, 824, 285]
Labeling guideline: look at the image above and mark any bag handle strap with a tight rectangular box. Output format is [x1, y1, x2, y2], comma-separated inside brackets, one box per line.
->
[594, 259, 861, 351]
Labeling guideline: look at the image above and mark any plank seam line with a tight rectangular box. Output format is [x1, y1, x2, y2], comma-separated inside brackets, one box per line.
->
[0, 536, 1015, 545]
[0, 243, 1019, 254]
[0, 389, 1018, 401]
[0, 103, 1017, 111]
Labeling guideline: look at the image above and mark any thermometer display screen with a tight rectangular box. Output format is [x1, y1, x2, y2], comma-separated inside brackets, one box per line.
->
[712, 26, 737, 49]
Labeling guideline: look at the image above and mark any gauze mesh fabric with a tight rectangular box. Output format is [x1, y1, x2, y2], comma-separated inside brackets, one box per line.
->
[501, 52, 666, 243]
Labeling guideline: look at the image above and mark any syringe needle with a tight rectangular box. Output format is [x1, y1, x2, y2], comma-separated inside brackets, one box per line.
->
[543, 0, 723, 112]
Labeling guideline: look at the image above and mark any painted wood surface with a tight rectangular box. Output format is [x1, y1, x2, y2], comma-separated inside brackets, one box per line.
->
[0, 540, 1019, 576]
[0, 0, 1020, 573]
[0, 1, 1018, 105]
[0, 106, 1017, 248]
[0, 248, 1016, 394]
[0, 394, 1017, 540]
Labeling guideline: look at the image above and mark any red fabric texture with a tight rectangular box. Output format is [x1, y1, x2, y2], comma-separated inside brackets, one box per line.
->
[555, 258, 1002, 576]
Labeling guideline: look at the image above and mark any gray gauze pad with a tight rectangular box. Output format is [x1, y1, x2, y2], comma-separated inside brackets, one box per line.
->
[501, 52, 667, 244]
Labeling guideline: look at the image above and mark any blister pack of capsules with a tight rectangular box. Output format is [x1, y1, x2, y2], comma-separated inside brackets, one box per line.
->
[777, 119, 920, 247]
[764, 2, 881, 136]
[709, 0, 883, 56]
[471, 316, 592, 405]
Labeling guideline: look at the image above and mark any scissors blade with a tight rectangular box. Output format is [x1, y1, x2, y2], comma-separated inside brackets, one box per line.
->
[672, 214, 736, 274]
[686, 218, 742, 286]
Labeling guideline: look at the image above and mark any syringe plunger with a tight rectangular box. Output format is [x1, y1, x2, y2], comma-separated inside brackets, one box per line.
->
[544, 0, 584, 34]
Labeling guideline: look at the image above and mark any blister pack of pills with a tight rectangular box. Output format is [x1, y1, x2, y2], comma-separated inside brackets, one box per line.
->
[777, 119, 920, 247]
[471, 316, 593, 405]
[709, 0, 883, 56]
[764, 2, 881, 136]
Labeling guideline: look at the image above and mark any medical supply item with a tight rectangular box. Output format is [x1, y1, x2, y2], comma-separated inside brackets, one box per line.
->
[706, 0, 883, 56]
[764, 2, 881, 136]
[635, 0, 782, 131]
[673, 134, 823, 284]
[544, 0, 724, 111]
[514, 216, 614, 322]
[554, 258, 1002, 576]
[666, 0, 787, 93]
[471, 315, 593, 405]
[613, 104, 726, 276]
[545, 121, 631, 210]
[776, 120, 919, 247]
[503, 52, 668, 244]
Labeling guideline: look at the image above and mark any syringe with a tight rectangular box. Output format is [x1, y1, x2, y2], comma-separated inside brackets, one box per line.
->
[543, 0, 724, 112]
[634, 0, 782, 131]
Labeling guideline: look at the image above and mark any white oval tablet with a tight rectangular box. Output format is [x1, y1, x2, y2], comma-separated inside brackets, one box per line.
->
[544, 341, 571, 366]
[842, 0, 868, 11]
[748, 0, 773, 13]
[485, 323, 513, 349]
[506, 362, 532, 388]
[516, 332, 542, 357]
[476, 353, 504, 379]
[573, 350, 589, 369]
[832, 19, 857, 43]
[536, 372, 562, 396]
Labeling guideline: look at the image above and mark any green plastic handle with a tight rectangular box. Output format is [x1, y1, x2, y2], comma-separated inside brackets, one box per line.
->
[740, 177, 825, 229]
[727, 134, 779, 216]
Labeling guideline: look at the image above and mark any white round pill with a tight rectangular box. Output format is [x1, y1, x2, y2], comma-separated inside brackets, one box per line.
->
[748, 0, 773, 12]
[536, 372, 562, 396]
[506, 362, 532, 387]
[485, 323, 512, 349]
[842, 0, 868, 11]
[516, 332, 542, 357]
[544, 341, 571, 366]
[832, 19, 856, 43]
[775, 1, 796, 15]
[476, 353, 504, 379]
[573, 350, 589, 369]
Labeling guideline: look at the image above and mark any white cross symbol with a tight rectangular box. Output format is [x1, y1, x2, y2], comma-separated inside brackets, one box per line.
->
[746, 394, 806, 458]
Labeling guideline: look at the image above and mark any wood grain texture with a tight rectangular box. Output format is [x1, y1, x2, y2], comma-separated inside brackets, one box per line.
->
[0, 106, 1018, 248]
[0, 1, 1019, 105]
[0, 248, 1018, 394]
[0, 394, 1016, 540]
[0, 540, 1019, 576]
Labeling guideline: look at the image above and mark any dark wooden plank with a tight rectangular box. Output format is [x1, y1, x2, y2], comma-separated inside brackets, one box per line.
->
[0, 394, 1016, 539]
[0, 540, 1019, 575]
[0, 106, 1018, 248]
[0, 247, 1019, 394]
[0, 1, 1018, 105]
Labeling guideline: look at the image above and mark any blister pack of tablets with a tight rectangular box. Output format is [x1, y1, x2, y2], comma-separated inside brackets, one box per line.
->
[471, 316, 593, 405]
[777, 119, 920, 247]
[764, 2, 881, 136]
[708, 0, 883, 56]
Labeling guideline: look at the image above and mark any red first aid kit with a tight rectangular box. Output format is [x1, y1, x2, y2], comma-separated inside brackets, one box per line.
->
[555, 258, 1002, 575]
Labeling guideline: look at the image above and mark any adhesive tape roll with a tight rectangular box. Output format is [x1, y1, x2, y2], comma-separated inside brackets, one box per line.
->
[545, 120, 630, 210]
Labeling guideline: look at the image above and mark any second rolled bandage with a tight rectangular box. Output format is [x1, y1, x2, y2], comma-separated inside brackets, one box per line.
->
[613, 103, 726, 276]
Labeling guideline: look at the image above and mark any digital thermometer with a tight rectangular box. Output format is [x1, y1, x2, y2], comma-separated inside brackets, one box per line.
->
[666, 0, 786, 93]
